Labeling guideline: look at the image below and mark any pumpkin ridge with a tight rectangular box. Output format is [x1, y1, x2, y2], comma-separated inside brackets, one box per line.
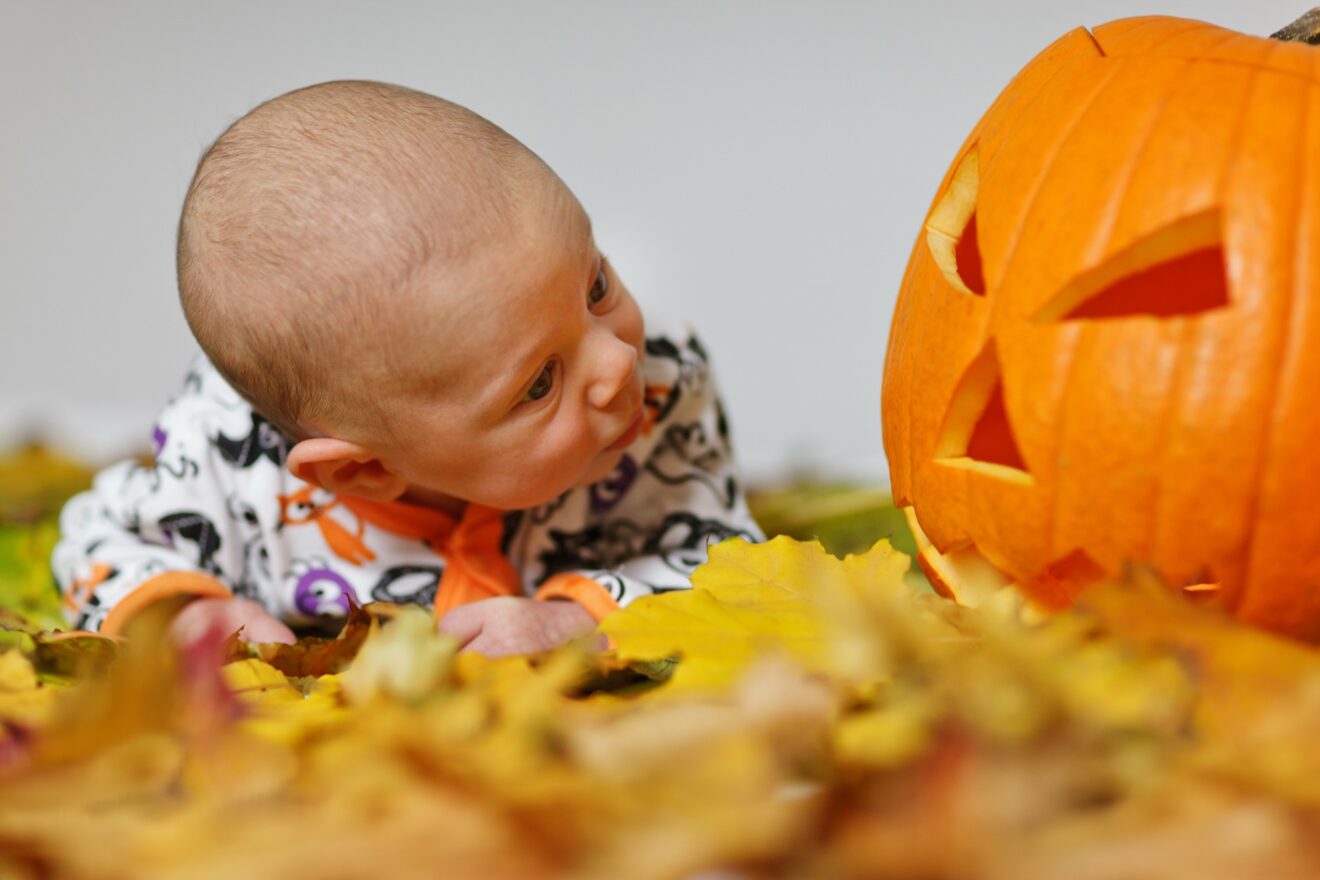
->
[882, 231, 923, 503]
[1137, 323, 1187, 569]
[1237, 81, 1316, 623]
[1090, 17, 1174, 54]
[1147, 65, 1257, 603]
[1092, 17, 1210, 57]
[1146, 63, 1260, 599]
[1044, 322, 1085, 565]
[1142, 54, 1320, 87]
[1079, 58, 1196, 289]
[1095, 20, 1320, 84]
[905, 252, 952, 509]
[1092, 17, 1224, 59]
[1220, 30, 1315, 80]
[1261, 26, 1315, 82]
[1209, 55, 1265, 212]
[1114, 60, 1256, 585]
[1151, 23, 1245, 60]
[976, 29, 1106, 183]
[1177, 56, 1277, 606]
[990, 63, 1121, 325]
[899, 253, 932, 506]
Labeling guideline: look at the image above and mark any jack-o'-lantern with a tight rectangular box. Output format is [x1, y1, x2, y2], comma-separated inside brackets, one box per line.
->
[881, 13, 1320, 640]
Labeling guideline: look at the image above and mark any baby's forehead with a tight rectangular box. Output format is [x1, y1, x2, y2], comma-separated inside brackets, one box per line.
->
[381, 203, 595, 381]
[439, 174, 595, 288]
[437, 196, 596, 319]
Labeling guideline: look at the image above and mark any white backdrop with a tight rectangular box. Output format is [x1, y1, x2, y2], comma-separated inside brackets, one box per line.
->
[0, 0, 1302, 480]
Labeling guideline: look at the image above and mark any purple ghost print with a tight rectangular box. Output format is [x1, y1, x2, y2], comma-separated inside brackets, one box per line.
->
[293, 567, 358, 617]
[590, 454, 639, 513]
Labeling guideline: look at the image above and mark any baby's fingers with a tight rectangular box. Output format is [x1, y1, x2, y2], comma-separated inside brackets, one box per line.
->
[459, 633, 512, 658]
[435, 604, 485, 649]
[241, 614, 296, 645]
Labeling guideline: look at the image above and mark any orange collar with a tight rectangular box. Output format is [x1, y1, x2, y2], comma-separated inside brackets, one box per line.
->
[339, 495, 522, 620]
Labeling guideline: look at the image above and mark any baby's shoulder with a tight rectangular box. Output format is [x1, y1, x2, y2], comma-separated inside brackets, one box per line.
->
[153, 354, 294, 474]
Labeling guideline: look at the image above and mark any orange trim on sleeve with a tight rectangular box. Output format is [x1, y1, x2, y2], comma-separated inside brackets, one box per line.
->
[100, 572, 233, 638]
[534, 573, 621, 623]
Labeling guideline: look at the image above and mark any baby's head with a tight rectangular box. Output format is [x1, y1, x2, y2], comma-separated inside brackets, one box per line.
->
[178, 81, 645, 512]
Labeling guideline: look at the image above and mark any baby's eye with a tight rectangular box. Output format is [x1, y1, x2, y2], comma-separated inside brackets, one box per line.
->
[523, 364, 555, 402]
[587, 267, 609, 307]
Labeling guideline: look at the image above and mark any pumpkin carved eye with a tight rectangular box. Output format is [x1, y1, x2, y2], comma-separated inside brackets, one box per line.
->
[926, 147, 986, 296]
[1033, 208, 1229, 321]
[933, 340, 1032, 483]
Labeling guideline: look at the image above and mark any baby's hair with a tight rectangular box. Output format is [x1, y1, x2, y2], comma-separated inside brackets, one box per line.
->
[177, 80, 536, 439]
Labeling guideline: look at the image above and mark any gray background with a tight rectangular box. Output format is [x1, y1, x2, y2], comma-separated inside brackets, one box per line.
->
[0, 0, 1301, 479]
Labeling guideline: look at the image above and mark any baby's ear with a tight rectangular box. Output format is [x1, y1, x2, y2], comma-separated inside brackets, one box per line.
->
[287, 438, 408, 502]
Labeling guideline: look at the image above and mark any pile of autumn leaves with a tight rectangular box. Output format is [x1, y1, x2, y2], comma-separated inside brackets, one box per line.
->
[4, 538, 1320, 879]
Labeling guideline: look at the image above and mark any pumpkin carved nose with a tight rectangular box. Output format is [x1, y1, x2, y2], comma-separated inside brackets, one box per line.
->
[934, 340, 1030, 480]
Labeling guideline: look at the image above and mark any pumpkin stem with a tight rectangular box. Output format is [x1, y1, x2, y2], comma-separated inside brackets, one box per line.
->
[1272, 8, 1320, 43]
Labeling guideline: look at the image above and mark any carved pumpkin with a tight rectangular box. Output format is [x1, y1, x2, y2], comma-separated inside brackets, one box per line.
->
[881, 15, 1320, 640]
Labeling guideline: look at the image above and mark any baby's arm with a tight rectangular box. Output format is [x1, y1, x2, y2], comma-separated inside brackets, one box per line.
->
[53, 359, 273, 639]
[169, 597, 294, 646]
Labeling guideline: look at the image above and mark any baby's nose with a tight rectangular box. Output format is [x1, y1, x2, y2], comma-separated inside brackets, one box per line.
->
[586, 334, 639, 411]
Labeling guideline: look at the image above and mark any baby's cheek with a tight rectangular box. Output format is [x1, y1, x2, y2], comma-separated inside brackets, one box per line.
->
[502, 438, 595, 507]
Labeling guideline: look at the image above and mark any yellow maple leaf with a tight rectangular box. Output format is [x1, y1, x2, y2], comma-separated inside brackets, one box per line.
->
[217, 659, 345, 748]
[0, 649, 58, 727]
[600, 536, 912, 694]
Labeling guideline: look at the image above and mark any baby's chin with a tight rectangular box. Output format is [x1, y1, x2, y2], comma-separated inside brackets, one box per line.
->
[573, 447, 631, 490]
[412, 447, 635, 513]
[497, 448, 630, 510]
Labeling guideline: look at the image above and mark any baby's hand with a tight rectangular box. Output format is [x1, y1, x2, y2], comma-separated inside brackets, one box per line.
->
[437, 596, 600, 657]
[169, 596, 297, 648]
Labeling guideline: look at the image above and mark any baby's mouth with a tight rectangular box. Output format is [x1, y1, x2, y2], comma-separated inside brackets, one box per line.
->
[605, 410, 644, 452]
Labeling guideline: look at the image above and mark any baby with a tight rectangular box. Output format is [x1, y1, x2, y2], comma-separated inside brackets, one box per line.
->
[54, 81, 761, 656]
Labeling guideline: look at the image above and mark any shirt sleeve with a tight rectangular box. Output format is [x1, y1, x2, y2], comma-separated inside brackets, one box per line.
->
[51, 358, 262, 634]
[528, 325, 764, 618]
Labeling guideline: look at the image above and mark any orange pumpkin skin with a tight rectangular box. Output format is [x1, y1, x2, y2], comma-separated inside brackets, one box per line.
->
[882, 17, 1320, 640]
